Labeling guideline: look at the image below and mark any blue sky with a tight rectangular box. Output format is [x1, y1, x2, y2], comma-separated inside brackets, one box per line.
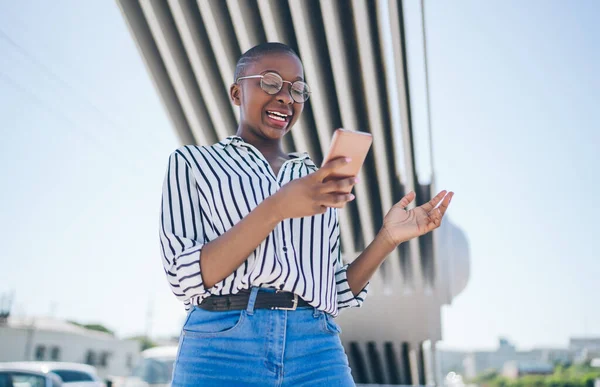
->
[0, 0, 598, 351]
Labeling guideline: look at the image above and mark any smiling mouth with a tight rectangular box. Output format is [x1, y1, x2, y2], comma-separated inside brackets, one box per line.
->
[266, 110, 290, 122]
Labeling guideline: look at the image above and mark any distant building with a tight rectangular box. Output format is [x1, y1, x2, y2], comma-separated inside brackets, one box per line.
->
[570, 338, 600, 352]
[440, 337, 600, 382]
[570, 337, 600, 364]
[502, 361, 554, 379]
[443, 338, 572, 379]
[437, 349, 468, 379]
[0, 316, 140, 379]
[463, 338, 523, 379]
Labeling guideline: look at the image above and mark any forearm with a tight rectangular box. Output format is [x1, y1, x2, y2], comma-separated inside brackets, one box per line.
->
[345, 230, 397, 295]
[200, 196, 283, 288]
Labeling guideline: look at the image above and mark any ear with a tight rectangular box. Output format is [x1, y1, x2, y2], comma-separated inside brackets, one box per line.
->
[230, 84, 241, 106]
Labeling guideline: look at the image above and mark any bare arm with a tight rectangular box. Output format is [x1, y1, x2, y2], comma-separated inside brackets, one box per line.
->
[199, 157, 357, 289]
[346, 190, 453, 295]
[200, 197, 281, 288]
[345, 232, 396, 295]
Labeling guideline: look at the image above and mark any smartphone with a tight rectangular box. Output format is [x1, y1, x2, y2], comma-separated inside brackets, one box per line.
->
[321, 128, 373, 179]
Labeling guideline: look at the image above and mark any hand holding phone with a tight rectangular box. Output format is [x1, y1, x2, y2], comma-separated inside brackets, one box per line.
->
[321, 128, 373, 181]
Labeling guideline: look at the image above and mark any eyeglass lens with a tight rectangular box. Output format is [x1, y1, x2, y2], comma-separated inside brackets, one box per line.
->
[260, 72, 310, 103]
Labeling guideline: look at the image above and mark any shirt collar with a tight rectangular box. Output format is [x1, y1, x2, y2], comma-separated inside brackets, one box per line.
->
[220, 135, 313, 164]
[220, 135, 244, 147]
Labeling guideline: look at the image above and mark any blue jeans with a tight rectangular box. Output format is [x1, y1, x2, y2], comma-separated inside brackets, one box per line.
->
[171, 287, 355, 386]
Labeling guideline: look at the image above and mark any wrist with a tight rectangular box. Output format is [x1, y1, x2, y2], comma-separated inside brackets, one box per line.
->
[262, 194, 286, 223]
[376, 227, 400, 252]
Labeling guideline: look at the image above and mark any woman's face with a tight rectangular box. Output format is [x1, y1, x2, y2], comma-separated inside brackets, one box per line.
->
[231, 52, 305, 142]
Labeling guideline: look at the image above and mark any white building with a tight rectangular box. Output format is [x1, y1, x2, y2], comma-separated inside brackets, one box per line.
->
[443, 338, 573, 379]
[116, 1, 471, 384]
[570, 337, 600, 363]
[0, 316, 140, 379]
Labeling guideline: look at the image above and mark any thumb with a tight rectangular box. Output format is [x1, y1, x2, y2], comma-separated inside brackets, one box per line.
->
[396, 191, 416, 209]
[317, 156, 351, 181]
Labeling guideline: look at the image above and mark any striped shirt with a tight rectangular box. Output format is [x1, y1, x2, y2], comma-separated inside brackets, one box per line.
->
[159, 135, 369, 316]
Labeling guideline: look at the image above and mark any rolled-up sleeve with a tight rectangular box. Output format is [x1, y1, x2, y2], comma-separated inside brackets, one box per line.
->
[159, 149, 211, 308]
[331, 210, 369, 314]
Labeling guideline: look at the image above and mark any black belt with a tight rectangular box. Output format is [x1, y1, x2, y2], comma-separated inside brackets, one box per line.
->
[199, 289, 310, 311]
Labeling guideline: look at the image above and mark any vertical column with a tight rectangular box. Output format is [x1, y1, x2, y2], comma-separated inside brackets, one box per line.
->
[400, 342, 412, 385]
[417, 341, 426, 385]
[384, 342, 402, 384]
[349, 342, 370, 384]
[409, 346, 420, 386]
[367, 342, 386, 384]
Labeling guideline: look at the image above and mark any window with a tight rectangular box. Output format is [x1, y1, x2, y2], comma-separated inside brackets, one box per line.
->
[50, 346, 61, 361]
[52, 370, 95, 383]
[85, 350, 96, 366]
[8, 373, 47, 387]
[0, 373, 10, 387]
[34, 345, 46, 361]
[99, 351, 111, 367]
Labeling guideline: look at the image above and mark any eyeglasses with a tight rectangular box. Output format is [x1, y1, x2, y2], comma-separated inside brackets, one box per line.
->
[236, 72, 311, 103]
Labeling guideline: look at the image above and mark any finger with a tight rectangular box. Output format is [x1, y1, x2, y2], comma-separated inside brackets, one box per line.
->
[435, 191, 453, 218]
[428, 202, 447, 230]
[424, 210, 441, 232]
[420, 190, 448, 213]
[431, 208, 443, 227]
[317, 157, 352, 181]
[394, 191, 416, 209]
[322, 176, 357, 194]
[320, 193, 355, 208]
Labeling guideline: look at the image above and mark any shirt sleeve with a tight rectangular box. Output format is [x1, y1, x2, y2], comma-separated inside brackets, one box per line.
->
[331, 209, 369, 312]
[159, 149, 211, 308]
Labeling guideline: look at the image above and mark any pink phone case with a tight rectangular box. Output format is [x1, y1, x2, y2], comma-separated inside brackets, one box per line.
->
[321, 129, 373, 179]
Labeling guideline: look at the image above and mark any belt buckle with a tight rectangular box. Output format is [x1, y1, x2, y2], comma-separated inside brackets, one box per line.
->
[273, 291, 298, 311]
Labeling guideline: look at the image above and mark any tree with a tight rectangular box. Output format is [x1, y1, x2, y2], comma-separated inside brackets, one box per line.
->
[470, 364, 600, 387]
[68, 321, 115, 335]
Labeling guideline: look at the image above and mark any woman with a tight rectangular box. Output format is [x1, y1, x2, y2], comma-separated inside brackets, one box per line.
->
[160, 42, 453, 386]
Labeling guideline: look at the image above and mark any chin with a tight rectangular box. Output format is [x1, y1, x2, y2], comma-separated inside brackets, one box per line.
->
[262, 130, 287, 140]
[260, 123, 291, 139]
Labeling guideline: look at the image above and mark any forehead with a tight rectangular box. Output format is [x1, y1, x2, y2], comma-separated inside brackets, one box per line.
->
[245, 52, 304, 80]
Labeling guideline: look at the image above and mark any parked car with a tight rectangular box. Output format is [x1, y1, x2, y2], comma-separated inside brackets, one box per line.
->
[0, 363, 103, 387]
[0, 365, 63, 387]
[122, 346, 177, 387]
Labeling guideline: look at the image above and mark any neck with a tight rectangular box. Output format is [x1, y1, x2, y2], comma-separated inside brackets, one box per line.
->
[236, 129, 287, 160]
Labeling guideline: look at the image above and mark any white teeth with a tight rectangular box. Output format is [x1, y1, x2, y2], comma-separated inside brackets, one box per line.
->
[269, 114, 285, 122]
[267, 111, 288, 122]
[267, 111, 288, 118]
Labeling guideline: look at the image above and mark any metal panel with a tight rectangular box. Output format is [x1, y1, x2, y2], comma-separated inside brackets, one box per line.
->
[116, 0, 194, 144]
[139, 0, 215, 145]
[168, 0, 237, 140]
[226, 0, 266, 53]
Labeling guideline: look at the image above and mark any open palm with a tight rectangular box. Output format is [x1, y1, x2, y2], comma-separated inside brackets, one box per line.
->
[380, 190, 453, 246]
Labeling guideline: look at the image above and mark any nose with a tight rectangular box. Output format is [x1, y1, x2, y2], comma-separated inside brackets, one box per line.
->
[276, 83, 293, 105]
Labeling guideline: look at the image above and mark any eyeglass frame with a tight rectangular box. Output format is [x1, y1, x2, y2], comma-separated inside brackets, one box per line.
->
[235, 72, 311, 103]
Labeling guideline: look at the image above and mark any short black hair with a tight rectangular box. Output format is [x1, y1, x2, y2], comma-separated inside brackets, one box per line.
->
[234, 42, 301, 82]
